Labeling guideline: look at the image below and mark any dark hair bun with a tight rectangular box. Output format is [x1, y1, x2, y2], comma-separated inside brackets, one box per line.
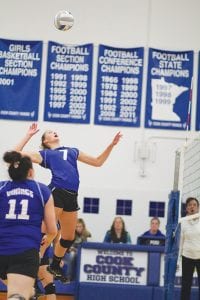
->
[3, 151, 22, 164]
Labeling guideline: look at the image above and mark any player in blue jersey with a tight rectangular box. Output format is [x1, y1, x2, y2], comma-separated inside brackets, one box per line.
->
[0, 151, 57, 300]
[14, 123, 122, 281]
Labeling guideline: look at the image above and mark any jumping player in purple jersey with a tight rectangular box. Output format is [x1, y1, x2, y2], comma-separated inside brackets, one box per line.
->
[14, 123, 122, 281]
[0, 151, 57, 300]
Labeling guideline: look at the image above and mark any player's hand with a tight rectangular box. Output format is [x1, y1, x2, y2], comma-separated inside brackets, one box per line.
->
[40, 235, 48, 258]
[27, 123, 39, 137]
[112, 131, 123, 146]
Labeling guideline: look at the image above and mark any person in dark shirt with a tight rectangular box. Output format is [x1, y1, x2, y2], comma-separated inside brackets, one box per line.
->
[142, 217, 165, 237]
[103, 216, 132, 244]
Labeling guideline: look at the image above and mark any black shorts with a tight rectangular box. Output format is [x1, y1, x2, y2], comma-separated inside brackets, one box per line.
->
[40, 256, 50, 266]
[0, 248, 39, 280]
[52, 188, 80, 212]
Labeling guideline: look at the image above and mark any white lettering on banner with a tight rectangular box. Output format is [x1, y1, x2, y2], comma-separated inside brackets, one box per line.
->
[0, 44, 41, 79]
[51, 45, 89, 56]
[99, 49, 142, 75]
[98, 73, 139, 123]
[0, 78, 14, 85]
[9, 44, 31, 52]
[103, 49, 139, 59]
[95, 46, 143, 126]
[0, 110, 35, 117]
[151, 68, 189, 78]
[0, 40, 41, 121]
[47, 112, 86, 120]
[159, 61, 182, 69]
[150, 51, 190, 78]
[80, 248, 147, 285]
[98, 48, 142, 76]
[56, 54, 84, 63]
[45, 43, 93, 122]
[148, 120, 186, 129]
[5, 59, 33, 68]
[0, 67, 37, 77]
[0, 51, 40, 60]
[50, 62, 89, 72]
[99, 56, 142, 66]
[101, 65, 140, 74]
[151, 77, 188, 122]
[146, 49, 193, 129]
[152, 51, 189, 61]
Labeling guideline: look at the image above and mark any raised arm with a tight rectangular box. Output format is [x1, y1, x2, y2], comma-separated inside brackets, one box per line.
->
[14, 123, 39, 151]
[14, 123, 42, 164]
[78, 131, 122, 167]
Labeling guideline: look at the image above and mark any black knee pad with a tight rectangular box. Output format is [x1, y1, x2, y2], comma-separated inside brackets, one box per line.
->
[60, 238, 74, 249]
[8, 294, 25, 300]
[44, 282, 56, 295]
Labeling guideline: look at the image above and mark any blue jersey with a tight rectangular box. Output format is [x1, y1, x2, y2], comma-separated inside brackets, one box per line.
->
[142, 230, 165, 237]
[0, 179, 51, 255]
[39, 146, 80, 192]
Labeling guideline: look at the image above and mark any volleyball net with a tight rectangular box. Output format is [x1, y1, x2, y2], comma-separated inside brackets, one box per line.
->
[164, 133, 200, 300]
[176, 133, 200, 211]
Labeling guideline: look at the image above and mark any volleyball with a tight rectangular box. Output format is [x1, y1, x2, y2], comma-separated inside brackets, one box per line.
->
[54, 10, 74, 31]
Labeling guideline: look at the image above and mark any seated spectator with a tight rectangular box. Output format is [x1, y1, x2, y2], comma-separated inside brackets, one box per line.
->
[141, 217, 165, 237]
[137, 217, 165, 246]
[62, 218, 91, 280]
[103, 216, 132, 244]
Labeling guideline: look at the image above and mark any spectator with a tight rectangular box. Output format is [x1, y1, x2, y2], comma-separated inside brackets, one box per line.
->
[103, 216, 132, 244]
[141, 217, 165, 237]
[178, 197, 200, 300]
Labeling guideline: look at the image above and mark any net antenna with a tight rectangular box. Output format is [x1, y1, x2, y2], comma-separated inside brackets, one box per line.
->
[185, 76, 193, 142]
[173, 150, 181, 193]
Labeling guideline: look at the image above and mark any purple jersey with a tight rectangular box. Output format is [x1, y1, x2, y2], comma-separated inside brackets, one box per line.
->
[39, 146, 79, 192]
[0, 179, 51, 255]
[142, 230, 165, 237]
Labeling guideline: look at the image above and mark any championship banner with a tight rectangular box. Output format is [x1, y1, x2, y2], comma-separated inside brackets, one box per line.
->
[94, 45, 144, 127]
[145, 48, 193, 130]
[44, 41, 93, 123]
[195, 52, 200, 131]
[0, 38, 43, 120]
[79, 247, 148, 285]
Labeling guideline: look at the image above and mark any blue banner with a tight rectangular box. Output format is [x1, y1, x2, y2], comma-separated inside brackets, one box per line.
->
[0, 38, 42, 120]
[196, 52, 200, 131]
[145, 48, 193, 130]
[44, 41, 93, 123]
[94, 45, 144, 127]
